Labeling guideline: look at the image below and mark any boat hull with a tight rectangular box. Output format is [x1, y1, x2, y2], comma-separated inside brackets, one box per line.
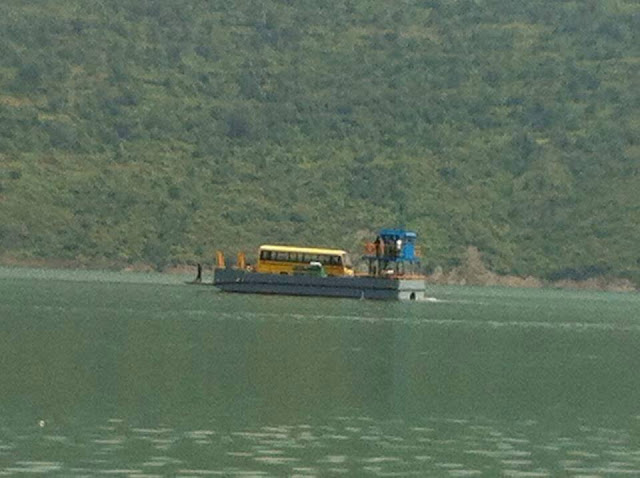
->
[213, 268, 426, 300]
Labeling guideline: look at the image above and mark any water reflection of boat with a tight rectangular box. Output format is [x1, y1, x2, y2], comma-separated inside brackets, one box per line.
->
[195, 229, 426, 300]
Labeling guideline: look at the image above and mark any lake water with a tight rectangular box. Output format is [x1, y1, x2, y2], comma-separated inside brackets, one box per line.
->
[1, 266, 640, 476]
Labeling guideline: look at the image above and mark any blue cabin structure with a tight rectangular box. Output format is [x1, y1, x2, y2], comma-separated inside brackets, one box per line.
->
[364, 228, 421, 277]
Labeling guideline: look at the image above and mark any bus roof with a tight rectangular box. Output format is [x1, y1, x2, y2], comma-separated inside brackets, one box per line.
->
[259, 244, 348, 255]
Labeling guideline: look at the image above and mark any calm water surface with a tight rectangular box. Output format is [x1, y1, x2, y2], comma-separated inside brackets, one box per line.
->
[1, 267, 640, 476]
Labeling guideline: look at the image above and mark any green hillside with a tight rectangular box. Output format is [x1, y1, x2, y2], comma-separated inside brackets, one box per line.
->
[1, 0, 639, 285]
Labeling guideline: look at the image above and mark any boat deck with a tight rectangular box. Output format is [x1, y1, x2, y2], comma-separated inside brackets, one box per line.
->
[212, 268, 426, 300]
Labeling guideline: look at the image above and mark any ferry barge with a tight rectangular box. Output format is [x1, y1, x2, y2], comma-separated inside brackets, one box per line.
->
[198, 229, 426, 301]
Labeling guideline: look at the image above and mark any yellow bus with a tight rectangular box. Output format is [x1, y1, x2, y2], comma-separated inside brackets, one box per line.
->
[256, 245, 354, 276]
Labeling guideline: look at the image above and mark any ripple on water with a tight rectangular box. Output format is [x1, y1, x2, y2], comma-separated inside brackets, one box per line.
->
[502, 472, 550, 478]
[8, 461, 62, 473]
[89, 469, 144, 475]
[322, 455, 347, 464]
[253, 455, 300, 465]
[3, 415, 640, 476]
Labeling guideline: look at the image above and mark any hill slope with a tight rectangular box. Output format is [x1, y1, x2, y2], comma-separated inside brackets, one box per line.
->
[0, 0, 639, 284]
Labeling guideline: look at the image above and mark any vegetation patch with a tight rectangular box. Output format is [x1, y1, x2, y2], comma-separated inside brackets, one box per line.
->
[0, 0, 638, 287]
